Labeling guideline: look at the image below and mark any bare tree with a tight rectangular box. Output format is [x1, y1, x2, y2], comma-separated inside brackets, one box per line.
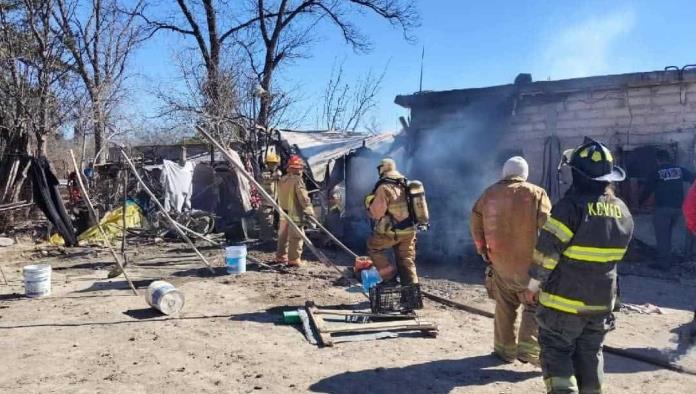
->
[0, 0, 74, 203]
[139, 0, 416, 133]
[246, 0, 418, 131]
[53, 0, 147, 163]
[134, 1, 280, 139]
[321, 59, 385, 133]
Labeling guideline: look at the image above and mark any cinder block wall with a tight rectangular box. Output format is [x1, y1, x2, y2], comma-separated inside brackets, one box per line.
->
[503, 82, 696, 187]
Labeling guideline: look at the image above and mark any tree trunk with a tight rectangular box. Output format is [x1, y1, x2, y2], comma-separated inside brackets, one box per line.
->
[257, 64, 273, 129]
[93, 104, 106, 163]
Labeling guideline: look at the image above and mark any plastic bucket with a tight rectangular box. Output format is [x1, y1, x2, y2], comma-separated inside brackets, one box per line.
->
[23, 264, 51, 298]
[225, 245, 247, 274]
[146, 280, 185, 315]
[361, 267, 382, 292]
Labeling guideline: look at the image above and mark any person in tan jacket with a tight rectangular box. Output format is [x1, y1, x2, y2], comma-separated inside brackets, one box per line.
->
[470, 156, 551, 365]
[276, 155, 315, 267]
[366, 158, 418, 285]
[258, 152, 282, 243]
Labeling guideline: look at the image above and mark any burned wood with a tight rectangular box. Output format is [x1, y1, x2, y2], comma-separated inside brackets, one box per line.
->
[68, 150, 138, 296]
[321, 320, 438, 335]
[117, 148, 215, 274]
[305, 301, 334, 347]
[304, 301, 437, 346]
[0, 201, 33, 213]
[422, 291, 494, 318]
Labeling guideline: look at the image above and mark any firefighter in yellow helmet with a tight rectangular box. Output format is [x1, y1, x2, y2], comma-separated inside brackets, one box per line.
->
[258, 151, 282, 243]
[526, 139, 634, 394]
[275, 155, 315, 267]
[365, 158, 418, 285]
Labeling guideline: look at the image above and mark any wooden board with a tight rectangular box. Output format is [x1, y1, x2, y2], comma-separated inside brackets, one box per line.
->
[305, 302, 334, 347]
[304, 301, 438, 346]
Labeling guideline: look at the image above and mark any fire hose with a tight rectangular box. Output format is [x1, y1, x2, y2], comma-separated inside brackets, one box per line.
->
[197, 125, 696, 377]
[309, 220, 696, 376]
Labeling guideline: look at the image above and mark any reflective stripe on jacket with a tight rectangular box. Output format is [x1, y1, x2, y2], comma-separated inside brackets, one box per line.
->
[530, 189, 634, 315]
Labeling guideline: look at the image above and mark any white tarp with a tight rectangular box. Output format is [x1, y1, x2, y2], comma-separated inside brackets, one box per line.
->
[279, 130, 394, 180]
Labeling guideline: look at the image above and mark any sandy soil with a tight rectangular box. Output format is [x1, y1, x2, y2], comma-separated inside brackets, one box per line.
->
[1, 239, 696, 394]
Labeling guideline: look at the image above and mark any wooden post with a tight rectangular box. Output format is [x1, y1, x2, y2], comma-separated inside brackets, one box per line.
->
[121, 166, 128, 258]
[68, 150, 138, 295]
[194, 125, 340, 274]
[118, 148, 215, 274]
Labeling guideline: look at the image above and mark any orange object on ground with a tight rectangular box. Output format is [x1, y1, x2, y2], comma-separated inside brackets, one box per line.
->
[354, 256, 373, 273]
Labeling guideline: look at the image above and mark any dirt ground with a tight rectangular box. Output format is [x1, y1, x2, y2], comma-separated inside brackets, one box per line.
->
[1, 238, 696, 394]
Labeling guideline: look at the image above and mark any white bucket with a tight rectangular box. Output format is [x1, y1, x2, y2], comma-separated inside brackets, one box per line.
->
[23, 264, 51, 298]
[225, 245, 247, 274]
[146, 280, 185, 315]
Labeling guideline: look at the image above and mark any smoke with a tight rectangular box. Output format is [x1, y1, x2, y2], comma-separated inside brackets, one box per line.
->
[539, 9, 636, 80]
[340, 95, 514, 264]
[405, 95, 514, 264]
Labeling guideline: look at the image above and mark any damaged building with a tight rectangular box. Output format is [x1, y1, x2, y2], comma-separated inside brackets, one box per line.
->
[394, 68, 696, 263]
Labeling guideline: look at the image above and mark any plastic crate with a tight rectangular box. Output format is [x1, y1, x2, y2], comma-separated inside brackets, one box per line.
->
[369, 283, 423, 313]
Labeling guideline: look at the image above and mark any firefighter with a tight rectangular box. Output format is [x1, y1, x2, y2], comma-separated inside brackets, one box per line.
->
[258, 151, 282, 243]
[525, 140, 634, 394]
[470, 156, 551, 366]
[275, 155, 315, 267]
[365, 158, 418, 285]
[323, 190, 344, 247]
[639, 150, 695, 269]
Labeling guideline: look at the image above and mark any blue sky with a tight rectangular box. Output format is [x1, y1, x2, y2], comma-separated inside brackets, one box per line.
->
[129, 0, 696, 133]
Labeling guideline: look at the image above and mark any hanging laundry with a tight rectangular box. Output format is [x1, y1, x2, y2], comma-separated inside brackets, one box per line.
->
[230, 150, 252, 214]
[160, 160, 194, 213]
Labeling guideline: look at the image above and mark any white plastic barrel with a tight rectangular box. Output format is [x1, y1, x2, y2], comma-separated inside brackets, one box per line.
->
[23, 264, 51, 298]
[146, 280, 185, 315]
[225, 245, 247, 274]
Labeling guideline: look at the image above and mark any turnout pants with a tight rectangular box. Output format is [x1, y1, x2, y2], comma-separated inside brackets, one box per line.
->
[276, 218, 304, 264]
[653, 207, 681, 267]
[367, 231, 418, 285]
[491, 269, 539, 363]
[537, 306, 614, 394]
[257, 205, 276, 242]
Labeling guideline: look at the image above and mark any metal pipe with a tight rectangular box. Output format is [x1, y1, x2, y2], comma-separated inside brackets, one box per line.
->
[68, 150, 138, 295]
[118, 148, 215, 273]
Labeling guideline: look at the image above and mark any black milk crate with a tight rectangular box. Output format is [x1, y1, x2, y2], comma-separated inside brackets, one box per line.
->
[369, 283, 423, 314]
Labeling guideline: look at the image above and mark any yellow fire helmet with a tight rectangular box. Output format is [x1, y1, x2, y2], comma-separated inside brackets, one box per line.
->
[265, 151, 280, 165]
